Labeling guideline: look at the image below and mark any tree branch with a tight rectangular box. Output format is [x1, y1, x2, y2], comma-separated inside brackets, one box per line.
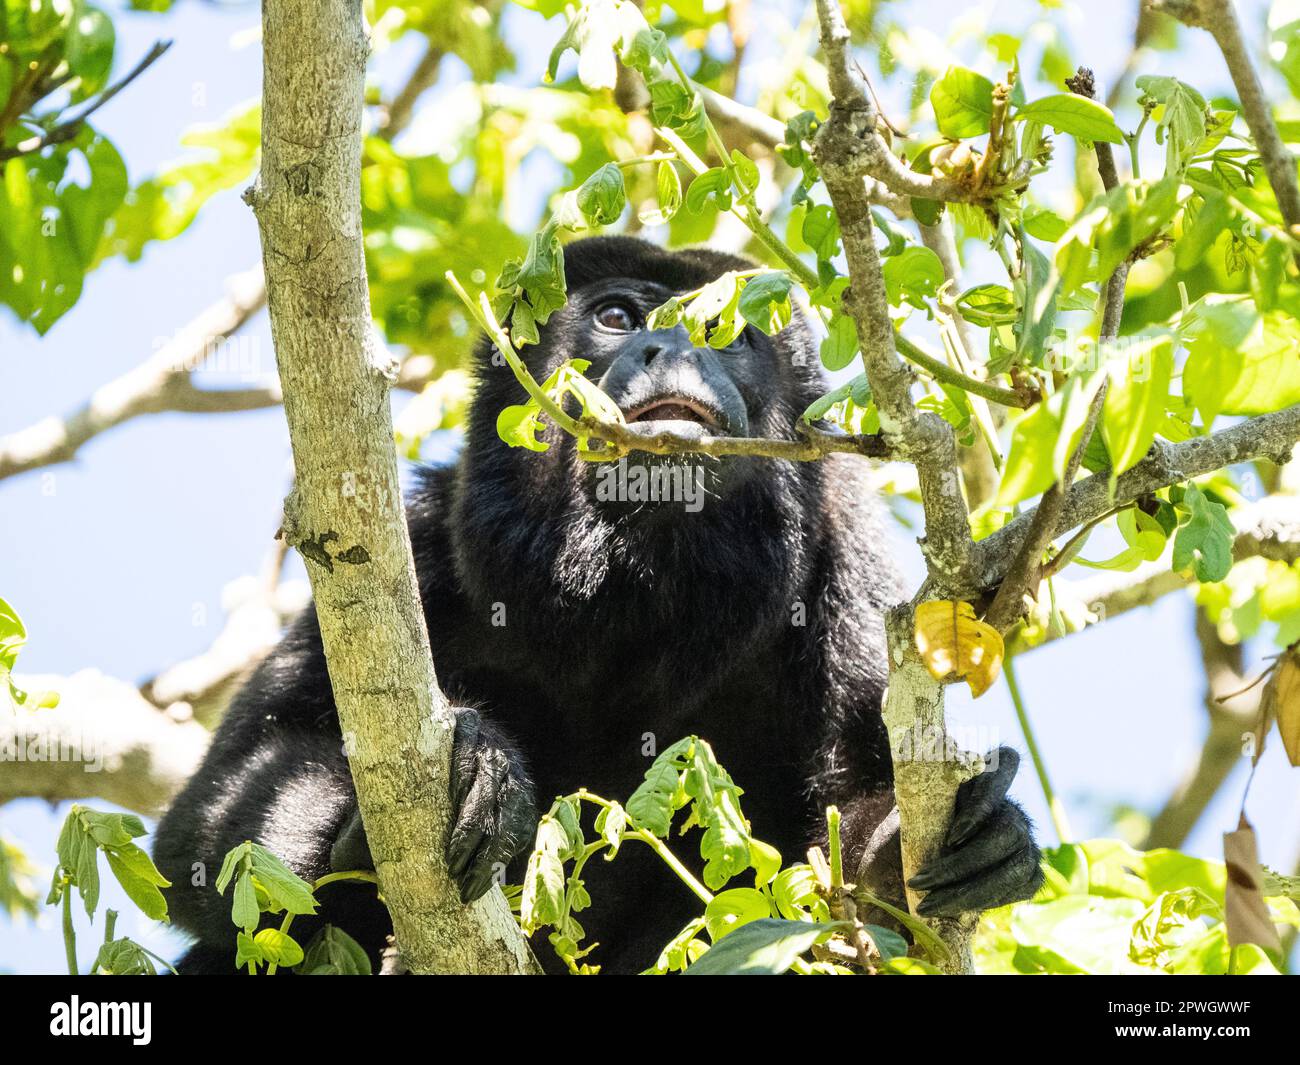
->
[1148, 0, 1300, 261]
[972, 405, 1300, 596]
[0, 671, 208, 816]
[250, 0, 537, 975]
[1010, 494, 1300, 654]
[0, 266, 272, 481]
[814, 0, 981, 972]
[805, 8, 1007, 208]
[813, 0, 972, 584]
[986, 69, 1127, 632]
[0, 33, 454, 485]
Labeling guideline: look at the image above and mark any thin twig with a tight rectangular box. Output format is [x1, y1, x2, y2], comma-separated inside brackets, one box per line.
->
[0, 41, 173, 161]
[896, 333, 1030, 409]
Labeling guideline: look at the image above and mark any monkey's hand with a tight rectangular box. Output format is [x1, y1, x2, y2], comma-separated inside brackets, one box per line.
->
[445, 706, 538, 904]
[905, 747, 1044, 916]
[329, 707, 537, 904]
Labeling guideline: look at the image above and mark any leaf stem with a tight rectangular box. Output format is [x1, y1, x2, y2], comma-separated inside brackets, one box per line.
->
[1003, 657, 1072, 843]
[895, 333, 1030, 408]
[61, 880, 78, 976]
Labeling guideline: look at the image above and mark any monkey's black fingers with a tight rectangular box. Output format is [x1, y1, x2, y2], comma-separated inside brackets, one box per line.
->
[446, 741, 510, 881]
[446, 706, 538, 903]
[450, 707, 486, 811]
[909, 802, 1029, 892]
[947, 747, 1020, 848]
[454, 775, 536, 903]
[915, 844, 1044, 917]
[329, 805, 374, 873]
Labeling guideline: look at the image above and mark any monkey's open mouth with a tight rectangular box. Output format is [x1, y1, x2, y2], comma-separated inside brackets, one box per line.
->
[623, 396, 722, 430]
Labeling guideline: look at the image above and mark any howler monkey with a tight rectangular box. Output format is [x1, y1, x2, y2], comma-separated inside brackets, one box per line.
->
[154, 236, 1042, 974]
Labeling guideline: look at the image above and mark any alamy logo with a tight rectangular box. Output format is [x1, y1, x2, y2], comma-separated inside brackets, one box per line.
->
[594, 458, 705, 513]
[49, 996, 151, 1045]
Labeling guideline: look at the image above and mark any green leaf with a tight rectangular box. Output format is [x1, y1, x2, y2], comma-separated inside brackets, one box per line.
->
[729, 149, 759, 195]
[65, 4, 116, 99]
[882, 246, 944, 309]
[214, 841, 250, 895]
[104, 843, 171, 923]
[594, 801, 627, 857]
[803, 374, 870, 422]
[1100, 334, 1174, 477]
[995, 365, 1105, 507]
[1076, 508, 1168, 571]
[248, 843, 317, 916]
[1015, 239, 1058, 365]
[626, 737, 692, 837]
[1184, 302, 1300, 422]
[81, 810, 145, 848]
[737, 272, 793, 335]
[253, 928, 304, 967]
[638, 160, 681, 226]
[93, 937, 159, 976]
[514, 228, 568, 323]
[819, 313, 859, 372]
[865, 924, 909, 961]
[683, 918, 842, 975]
[685, 167, 732, 214]
[1010, 896, 1150, 974]
[1055, 178, 1182, 296]
[1136, 75, 1209, 176]
[1172, 483, 1235, 583]
[956, 284, 1018, 327]
[298, 925, 373, 975]
[1175, 191, 1232, 270]
[801, 203, 841, 261]
[232, 870, 259, 932]
[930, 66, 996, 139]
[704, 887, 771, 941]
[771, 865, 830, 922]
[575, 163, 626, 226]
[1015, 94, 1124, 143]
[680, 272, 741, 347]
[1022, 206, 1069, 243]
[520, 815, 570, 933]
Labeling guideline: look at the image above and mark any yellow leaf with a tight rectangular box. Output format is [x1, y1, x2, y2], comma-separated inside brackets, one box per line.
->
[914, 600, 1005, 698]
[1263, 643, 1300, 767]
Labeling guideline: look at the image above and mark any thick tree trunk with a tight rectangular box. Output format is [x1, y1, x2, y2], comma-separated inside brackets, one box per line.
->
[249, 0, 538, 974]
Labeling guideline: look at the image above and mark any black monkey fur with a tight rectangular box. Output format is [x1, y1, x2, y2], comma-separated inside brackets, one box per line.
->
[154, 236, 1042, 974]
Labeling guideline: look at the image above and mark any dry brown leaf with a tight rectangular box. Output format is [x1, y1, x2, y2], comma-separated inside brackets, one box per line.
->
[914, 600, 1005, 698]
[1223, 817, 1282, 959]
[1261, 642, 1300, 767]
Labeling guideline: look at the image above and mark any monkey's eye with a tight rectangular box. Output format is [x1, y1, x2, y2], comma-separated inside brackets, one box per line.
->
[595, 303, 638, 332]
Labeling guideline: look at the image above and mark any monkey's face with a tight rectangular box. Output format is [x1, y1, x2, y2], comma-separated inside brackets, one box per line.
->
[583, 279, 754, 438]
[465, 237, 822, 524]
[568, 276, 779, 510]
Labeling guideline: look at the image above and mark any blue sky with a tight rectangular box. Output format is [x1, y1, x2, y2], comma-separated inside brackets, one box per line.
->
[1, 0, 1295, 972]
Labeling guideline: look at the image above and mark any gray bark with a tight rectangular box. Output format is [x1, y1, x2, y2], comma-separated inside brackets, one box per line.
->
[248, 0, 537, 974]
